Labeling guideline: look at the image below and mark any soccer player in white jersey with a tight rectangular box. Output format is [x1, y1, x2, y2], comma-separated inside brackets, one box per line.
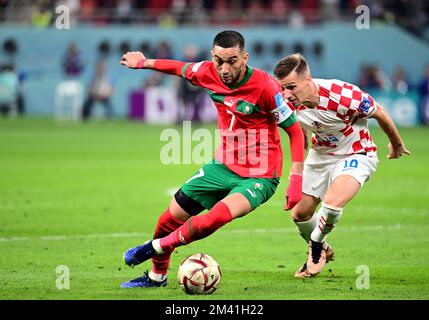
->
[274, 54, 411, 278]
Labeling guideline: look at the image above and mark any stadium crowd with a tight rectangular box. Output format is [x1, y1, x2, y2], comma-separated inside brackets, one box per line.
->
[0, 0, 428, 36]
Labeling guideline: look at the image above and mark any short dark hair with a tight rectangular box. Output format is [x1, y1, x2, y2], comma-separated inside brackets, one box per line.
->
[274, 53, 309, 79]
[213, 30, 245, 50]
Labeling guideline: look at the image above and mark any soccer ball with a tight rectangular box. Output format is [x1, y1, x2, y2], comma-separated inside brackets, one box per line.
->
[177, 253, 221, 295]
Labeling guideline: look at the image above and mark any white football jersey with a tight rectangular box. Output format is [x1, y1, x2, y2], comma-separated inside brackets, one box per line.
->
[295, 79, 378, 156]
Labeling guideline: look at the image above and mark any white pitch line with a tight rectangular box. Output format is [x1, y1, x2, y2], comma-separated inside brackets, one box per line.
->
[228, 224, 404, 235]
[265, 200, 429, 215]
[0, 224, 411, 243]
[0, 232, 150, 243]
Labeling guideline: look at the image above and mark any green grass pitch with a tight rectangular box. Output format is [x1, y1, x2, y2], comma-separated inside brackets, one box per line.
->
[0, 118, 428, 300]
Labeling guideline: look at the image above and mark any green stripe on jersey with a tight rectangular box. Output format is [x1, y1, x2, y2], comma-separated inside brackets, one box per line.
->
[181, 62, 191, 78]
[205, 90, 225, 104]
[277, 112, 296, 129]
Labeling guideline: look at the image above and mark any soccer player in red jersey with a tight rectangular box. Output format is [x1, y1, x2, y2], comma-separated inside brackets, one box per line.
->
[119, 31, 305, 288]
[274, 54, 411, 278]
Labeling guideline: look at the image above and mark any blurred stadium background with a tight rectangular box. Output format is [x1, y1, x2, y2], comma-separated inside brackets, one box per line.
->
[0, 0, 428, 123]
[1, 0, 429, 300]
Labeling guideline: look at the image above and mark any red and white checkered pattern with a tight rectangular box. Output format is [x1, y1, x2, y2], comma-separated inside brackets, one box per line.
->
[295, 79, 378, 156]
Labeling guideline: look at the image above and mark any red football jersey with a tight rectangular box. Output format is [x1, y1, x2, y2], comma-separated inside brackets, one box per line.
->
[181, 61, 295, 178]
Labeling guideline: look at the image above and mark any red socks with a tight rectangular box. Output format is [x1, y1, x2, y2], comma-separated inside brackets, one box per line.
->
[159, 201, 232, 252]
[151, 208, 184, 275]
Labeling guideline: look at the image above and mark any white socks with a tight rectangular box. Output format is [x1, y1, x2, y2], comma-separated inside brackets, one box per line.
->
[294, 213, 318, 242]
[149, 270, 167, 282]
[152, 239, 164, 254]
[149, 240, 167, 282]
[311, 203, 343, 243]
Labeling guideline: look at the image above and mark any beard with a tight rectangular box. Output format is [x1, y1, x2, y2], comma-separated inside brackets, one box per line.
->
[220, 64, 245, 86]
[221, 72, 240, 85]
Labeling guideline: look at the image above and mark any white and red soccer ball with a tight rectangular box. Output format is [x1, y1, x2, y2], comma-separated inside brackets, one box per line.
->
[177, 253, 221, 295]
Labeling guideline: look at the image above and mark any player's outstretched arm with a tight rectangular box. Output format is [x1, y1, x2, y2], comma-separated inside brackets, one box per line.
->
[372, 105, 411, 159]
[120, 51, 187, 77]
[121, 51, 156, 69]
[282, 121, 305, 210]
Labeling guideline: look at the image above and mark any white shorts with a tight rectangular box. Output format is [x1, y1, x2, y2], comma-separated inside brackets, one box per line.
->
[303, 149, 379, 199]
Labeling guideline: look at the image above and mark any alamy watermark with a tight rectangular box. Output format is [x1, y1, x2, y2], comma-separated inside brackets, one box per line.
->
[56, 265, 70, 289]
[159, 121, 270, 176]
[55, 5, 71, 30]
[355, 5, 370, 30]
[355, 265, 370, 289]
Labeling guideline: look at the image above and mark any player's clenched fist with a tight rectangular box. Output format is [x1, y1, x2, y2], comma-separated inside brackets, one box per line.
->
[387, 142, 411, 159]
[120, 51, 146, 69]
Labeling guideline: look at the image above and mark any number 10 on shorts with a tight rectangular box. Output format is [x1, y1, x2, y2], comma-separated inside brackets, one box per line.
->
[343, 159, 359, 171]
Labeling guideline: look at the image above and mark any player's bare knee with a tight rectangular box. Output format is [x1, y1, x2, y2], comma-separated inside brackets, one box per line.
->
[291, 207, 313, 222]
[290, 209, 300, 221]
[221, 193, 252, 219]
[230, 208, 251, 219]
[224, 202, 251, 219]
